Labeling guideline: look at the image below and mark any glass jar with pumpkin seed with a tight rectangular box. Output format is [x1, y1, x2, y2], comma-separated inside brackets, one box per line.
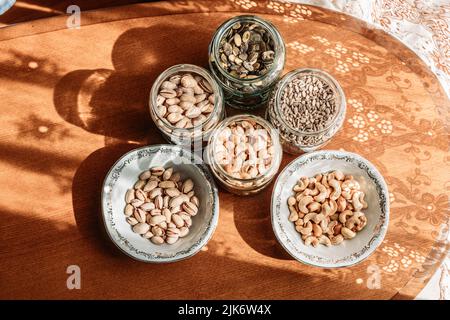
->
[208, 15, 286, 110]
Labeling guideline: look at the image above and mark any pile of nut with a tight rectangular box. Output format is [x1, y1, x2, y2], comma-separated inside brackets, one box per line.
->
[280, 74, 337, 133]
[156, 72, 215, 129]
[288, 170, 368, 247]
[214, 119, 274, 179]
[218, 21, 275, 79]
[267, 73, 343, 149]
[124, 166, 199, 245]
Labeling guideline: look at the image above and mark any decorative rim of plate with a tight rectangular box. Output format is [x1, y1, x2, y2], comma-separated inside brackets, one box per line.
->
[271, 150, 390, 268]
[101, 144, 219, 263]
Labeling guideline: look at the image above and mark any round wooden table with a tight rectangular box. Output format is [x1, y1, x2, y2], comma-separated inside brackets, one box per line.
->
[0, 0, 448, 299]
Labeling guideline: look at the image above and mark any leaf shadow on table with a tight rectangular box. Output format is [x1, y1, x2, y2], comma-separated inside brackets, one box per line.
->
[0, 50, 64, 88]
[53, 21, 212, 143]
[0, 140, 76, 194]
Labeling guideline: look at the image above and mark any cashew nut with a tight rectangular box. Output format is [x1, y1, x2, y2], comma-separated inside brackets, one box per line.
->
[341, 227, 356, 239]
[293, 177, 309, 192]
[331, 234, 344, 245]
[312, 213, 326, 224]
[307, 202, 321, 212]
[303, 212, 316, 224]
[341, 179, 360, 191]
[329, 179, 342, 200]
[334, 223, 343, 236]
[321, 174, 329, 188]
[330, 213, 339, 221]
[298, 189, 312, 197]
[314, 182, 328, 203]
[297, 196, 314, 214]
[287, 196, 296, 207]
[288, 207, 299, 222]
[312, 224, 322, 237]
[355, 215, 367, 231]
[307, 178, 317, 190]
[327, 221, 338, 235]
[341, 189, 352, 200]
[289, 171, 369, 247]
[352, 191, 367, 211]
[298, 221, 313, 235]
[361, 195, 368, 209]
[320, 218, 329, 234]
[333, 170, 345, 181]
[345, 211, 363, 229]
[330, 199, 338, 215]
[327, 171, 335, 180]
[304, 236, 319, 247]
[308, 186, 320, 196]
[336, 196, 347, 212]
[318, 235, 331, 246]
[322, 199, 338, 216]
[339, 210, 354, 224]
[352, 191, 362, 211]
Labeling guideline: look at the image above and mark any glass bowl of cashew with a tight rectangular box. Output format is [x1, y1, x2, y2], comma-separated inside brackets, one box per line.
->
[271, 150, 389, 268]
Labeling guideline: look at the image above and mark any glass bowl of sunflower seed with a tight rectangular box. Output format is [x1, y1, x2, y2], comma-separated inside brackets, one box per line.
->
[208, 15, 286, 110]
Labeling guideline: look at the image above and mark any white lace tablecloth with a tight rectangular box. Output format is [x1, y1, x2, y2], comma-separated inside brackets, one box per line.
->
[289, 0, 450, 98]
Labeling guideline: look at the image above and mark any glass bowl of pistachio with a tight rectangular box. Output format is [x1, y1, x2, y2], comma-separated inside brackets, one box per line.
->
[208, 15, 286, 110]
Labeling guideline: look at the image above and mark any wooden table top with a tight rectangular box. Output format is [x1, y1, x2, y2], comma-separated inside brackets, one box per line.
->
[0, 0, 448, 299]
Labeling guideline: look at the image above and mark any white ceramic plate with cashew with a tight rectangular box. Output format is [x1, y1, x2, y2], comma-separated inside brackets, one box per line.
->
[271, 150, 389, 268]
[101, 144, 219, 263]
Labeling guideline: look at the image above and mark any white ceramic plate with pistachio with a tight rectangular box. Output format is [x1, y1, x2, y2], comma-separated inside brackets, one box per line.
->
[101, 144, 219, 263]
[271, 150, 389, 268]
